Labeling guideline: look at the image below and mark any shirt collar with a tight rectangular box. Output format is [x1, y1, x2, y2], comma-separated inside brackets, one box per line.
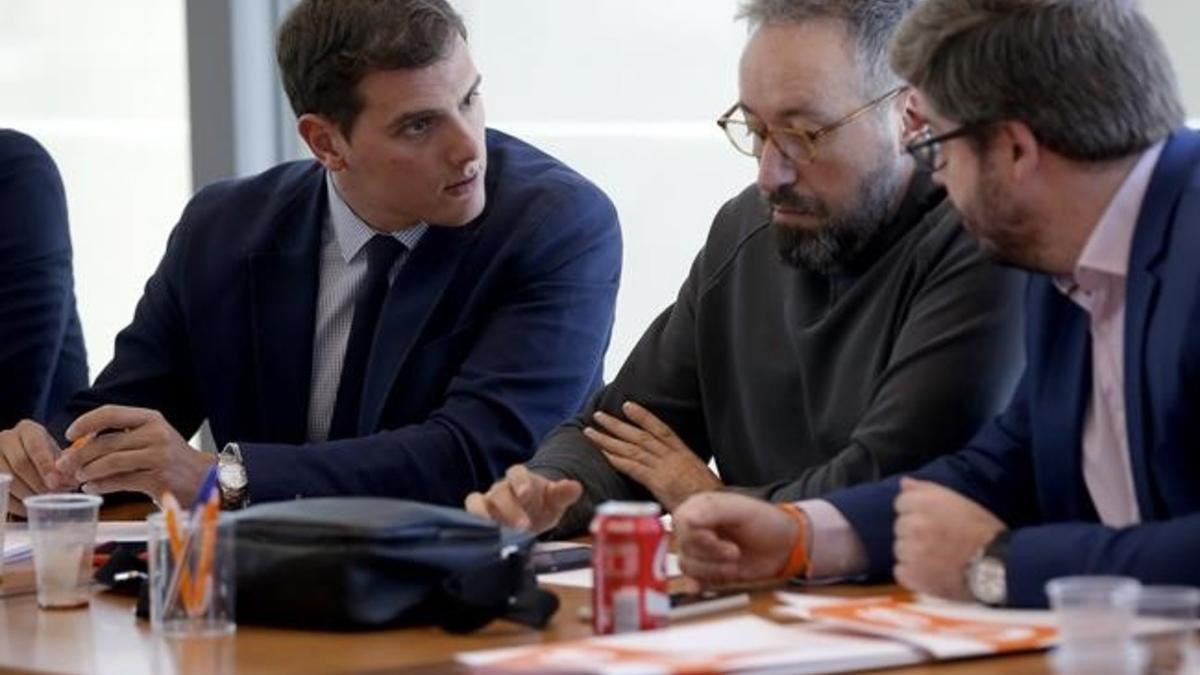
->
[1059, 141, 1165, 293]
[325, 171, 428, 263]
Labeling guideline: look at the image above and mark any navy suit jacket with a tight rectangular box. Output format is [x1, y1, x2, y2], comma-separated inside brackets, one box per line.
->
[828, 129, 1200, 607]
[59, 129, 621, 506]
[0, 130, 88, 428]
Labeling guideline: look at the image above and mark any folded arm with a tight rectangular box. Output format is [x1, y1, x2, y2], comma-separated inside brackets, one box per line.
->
[742, 239, 1025, 502]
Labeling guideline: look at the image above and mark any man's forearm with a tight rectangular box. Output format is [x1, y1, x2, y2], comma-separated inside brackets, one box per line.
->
[240, 422, 490, 506]
[527, 422, 651, 537]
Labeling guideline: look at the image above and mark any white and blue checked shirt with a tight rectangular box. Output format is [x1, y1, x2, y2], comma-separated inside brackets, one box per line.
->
[307, 172, 428, 442]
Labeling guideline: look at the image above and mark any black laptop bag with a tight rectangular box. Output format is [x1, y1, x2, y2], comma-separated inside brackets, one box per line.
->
[228, 497, 559, 632]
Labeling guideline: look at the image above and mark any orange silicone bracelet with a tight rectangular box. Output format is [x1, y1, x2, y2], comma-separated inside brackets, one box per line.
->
[776, 502, 811, 579]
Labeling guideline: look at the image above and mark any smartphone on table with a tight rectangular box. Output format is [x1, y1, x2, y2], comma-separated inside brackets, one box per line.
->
[530, 543, 592, 574]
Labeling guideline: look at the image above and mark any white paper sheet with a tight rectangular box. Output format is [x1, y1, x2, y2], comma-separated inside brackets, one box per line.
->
[3, 520, 148, 564]
[538, 552, 681, 588]
[457, 614, 922, 674]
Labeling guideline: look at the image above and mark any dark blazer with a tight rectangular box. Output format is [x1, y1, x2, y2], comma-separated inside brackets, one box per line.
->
[828, 129, 1200, 607]
[59, 129, 621, 506]
[0, 130, 88, 428]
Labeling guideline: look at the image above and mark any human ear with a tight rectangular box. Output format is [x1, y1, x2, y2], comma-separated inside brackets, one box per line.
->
[899, 89, 928, 145]
[994, 120, 1040, 183]
[297, 114, 349, 171]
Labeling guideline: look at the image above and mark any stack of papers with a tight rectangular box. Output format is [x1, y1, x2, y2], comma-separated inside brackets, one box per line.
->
[773, 592, 1059, 659]
[457, 593, 1074, 674]
[3, 520, 148, 566]
[457, 614, 922, 673]
[3, 536, 32, 565]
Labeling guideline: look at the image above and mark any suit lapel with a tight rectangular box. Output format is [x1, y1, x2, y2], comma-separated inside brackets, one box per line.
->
[1124, 131, 1200, 519]
[1123, 270, 1160, 520]
[359, 225, 478, 433]
[248, 169, 325, 443]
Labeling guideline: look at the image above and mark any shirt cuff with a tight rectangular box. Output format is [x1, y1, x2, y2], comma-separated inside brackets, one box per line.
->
[797, 498, 869, 580]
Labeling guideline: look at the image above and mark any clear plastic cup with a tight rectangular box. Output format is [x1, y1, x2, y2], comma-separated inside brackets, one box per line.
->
[1137, 586, 1200, 675]
[23, 494, 102, 609]
[1046, 576, 1144, 674]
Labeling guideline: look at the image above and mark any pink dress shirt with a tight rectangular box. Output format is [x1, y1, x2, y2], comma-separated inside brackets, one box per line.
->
[1058, 141, 1164, 527]
[798, 141, 1166, 577]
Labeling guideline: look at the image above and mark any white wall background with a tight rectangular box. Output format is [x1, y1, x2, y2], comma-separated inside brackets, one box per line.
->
[0, 2, 191, 375]
[457, 0, 754, 375]
[1144, 2, 1200, 120]
[0, 0, 1197, 385]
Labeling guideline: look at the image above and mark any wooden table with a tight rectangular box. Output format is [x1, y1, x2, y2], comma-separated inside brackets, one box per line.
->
[0, 573, 1055, 674]
[0, 502, 1055, 674]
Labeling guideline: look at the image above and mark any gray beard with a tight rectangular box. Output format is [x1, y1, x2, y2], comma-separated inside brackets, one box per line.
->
[771, 163, 905, 275]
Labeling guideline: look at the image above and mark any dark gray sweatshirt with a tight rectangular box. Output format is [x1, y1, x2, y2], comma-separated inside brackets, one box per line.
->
[528, 174, 1026, 536]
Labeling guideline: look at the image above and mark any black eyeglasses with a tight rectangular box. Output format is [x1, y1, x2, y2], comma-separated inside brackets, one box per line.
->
[717, 87, 907, 165]
[905, 125, 978, 173]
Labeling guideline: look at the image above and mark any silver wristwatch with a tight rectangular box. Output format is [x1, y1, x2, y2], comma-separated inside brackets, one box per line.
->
[217, 442, 249, 510]
[966, 531, 1011, 606]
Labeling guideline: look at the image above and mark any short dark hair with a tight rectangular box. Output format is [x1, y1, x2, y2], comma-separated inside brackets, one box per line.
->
[736, 0, 917, 95]
[276, 0, 468, 136]
[891, 0, 1184, 162]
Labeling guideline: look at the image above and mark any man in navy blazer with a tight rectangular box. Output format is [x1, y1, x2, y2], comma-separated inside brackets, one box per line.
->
[671, 0, 1200, 608]
[0, 0, 619, 515]
[0, 131, 87, 430]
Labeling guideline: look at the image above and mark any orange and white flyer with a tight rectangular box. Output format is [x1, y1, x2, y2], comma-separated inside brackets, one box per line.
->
[774, 592, 1059, 660]
[456, 615, 924, 674]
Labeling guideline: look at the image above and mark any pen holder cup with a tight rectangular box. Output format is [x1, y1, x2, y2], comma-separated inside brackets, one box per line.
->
[147, 512, 235, 637]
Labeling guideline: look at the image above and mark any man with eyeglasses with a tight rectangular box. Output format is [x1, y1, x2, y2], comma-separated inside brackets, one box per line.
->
[466, 0, 1024, 537]
[673, 0, 1200, 609]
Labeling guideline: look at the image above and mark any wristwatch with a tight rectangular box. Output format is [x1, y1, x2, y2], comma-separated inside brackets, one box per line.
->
[217, 442, 249, 510]
[966, 531, 1011, 606]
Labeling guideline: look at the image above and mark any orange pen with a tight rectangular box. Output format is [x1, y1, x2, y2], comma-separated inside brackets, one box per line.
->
[161, 492, 196, 612]
[65, 431, 97, 453]
[186, 492, 220, 617]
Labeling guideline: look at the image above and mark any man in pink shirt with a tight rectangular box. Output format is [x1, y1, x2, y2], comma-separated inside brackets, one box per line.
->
[675, 0, 1200, 608]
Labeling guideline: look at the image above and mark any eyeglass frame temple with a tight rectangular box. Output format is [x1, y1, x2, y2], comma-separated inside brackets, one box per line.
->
[905, 123, 979, 171]
[808, 85, 908, 144]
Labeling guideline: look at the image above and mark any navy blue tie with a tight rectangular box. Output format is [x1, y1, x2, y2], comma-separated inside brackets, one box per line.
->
[329, 235, 405, 440]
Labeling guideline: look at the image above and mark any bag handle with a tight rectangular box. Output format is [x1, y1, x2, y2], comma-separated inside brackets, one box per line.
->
[438, 552, 561, 633]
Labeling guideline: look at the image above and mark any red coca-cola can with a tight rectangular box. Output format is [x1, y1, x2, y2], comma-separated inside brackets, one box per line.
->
[590, 501, 669, 634]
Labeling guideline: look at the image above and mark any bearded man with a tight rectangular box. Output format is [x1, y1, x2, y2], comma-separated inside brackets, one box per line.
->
[467, 0, 1025, 537]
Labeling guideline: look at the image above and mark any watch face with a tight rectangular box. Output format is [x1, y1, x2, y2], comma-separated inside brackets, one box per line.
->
[969, 557, 1007, 606]
[218, 461, 248, 490]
